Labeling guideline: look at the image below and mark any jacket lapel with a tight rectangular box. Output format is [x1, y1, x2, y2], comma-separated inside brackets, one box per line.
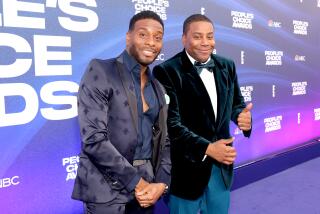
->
[212, 56, 229, 130]
[151, 79, 165, 109]
[151, 79, 166, 168]
[150, 79, 163, 135]
[116, 54, 138, 134]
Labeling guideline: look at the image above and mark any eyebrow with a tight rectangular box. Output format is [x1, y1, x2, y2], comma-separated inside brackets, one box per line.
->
[192, 32, 213, 35]
[136, 26, 163, 32]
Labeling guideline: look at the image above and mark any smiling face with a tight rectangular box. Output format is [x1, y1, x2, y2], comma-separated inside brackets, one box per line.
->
[182, 21, 215, 63]
[126, 19, 163, 67]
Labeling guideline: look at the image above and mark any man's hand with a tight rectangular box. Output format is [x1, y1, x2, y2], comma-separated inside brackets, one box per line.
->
[135, 183, 166, 208]
[205, 138, 236, 165]
[237, 103, 252, 131]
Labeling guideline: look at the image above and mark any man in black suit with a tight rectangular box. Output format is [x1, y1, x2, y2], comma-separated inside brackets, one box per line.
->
[153, 14, 252, 213]
[72, 11, 170, 213]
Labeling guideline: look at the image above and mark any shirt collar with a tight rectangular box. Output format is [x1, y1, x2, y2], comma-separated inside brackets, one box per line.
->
[123, 50, 154, 82]
[123, 50, 140, 71]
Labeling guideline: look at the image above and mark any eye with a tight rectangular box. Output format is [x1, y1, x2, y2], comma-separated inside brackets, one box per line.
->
[139, 32, 146, 38]
[154, 35, 163, 42]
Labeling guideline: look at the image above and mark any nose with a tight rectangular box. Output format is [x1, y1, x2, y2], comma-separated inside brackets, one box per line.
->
[145, 36, 156, 47]
[201, 37, 209, 46]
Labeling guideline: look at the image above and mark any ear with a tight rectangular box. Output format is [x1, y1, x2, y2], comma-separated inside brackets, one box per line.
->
[126, 32, 131, 45]
[182, 34, 186, 47]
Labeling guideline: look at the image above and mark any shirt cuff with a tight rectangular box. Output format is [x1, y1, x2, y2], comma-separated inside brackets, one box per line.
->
[202, 155, 207, 162]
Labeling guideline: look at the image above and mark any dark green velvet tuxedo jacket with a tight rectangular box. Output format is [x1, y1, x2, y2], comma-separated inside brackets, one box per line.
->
[153, 50, 250, 200]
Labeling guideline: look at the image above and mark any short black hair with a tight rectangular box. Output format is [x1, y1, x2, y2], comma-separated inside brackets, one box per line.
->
[183, 14, 213, 35]
[128, 11, 164, 31]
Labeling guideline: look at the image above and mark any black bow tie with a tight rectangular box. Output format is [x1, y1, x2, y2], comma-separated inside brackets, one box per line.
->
[194, 59, 215, 74]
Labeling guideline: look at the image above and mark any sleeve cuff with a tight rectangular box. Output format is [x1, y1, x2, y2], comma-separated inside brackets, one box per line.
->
[155, 167, 171, 187]
[126, 174, 141, 192]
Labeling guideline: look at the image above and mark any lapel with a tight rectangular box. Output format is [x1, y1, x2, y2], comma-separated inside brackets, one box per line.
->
[150, 79, 166, 168]
[211, 55, 229, 129]
[151, 79, 165, 130]
[116, 53, 138, 134]
[151, 79, 164, 109]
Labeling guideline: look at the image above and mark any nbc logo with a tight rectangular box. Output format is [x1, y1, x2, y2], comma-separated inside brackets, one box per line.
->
[268, 20, 281, 28]
[0, 176, 20, 188]
[295, 55, 306, 61]
[156, 53, 165, 61]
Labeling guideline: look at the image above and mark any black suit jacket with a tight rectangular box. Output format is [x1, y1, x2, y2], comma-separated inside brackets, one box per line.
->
[153, 50, 250, 200]
[72, 51, 171, 203]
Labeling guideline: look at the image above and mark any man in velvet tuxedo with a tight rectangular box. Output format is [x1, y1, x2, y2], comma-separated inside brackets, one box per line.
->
[72, 11, 170, 214]
[153, 14, 252, 213]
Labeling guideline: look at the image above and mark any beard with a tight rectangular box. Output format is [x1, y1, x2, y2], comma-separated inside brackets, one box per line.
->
[128, 44, 158, 66]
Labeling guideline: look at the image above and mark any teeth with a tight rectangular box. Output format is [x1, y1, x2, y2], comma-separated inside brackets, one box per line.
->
[143, 50, 154, 56]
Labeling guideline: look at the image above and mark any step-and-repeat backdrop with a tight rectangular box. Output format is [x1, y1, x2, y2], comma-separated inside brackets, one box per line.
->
[1, 0, 320, 213]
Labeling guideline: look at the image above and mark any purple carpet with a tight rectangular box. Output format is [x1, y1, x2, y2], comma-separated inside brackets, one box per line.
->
[230, 157, 320, 214]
